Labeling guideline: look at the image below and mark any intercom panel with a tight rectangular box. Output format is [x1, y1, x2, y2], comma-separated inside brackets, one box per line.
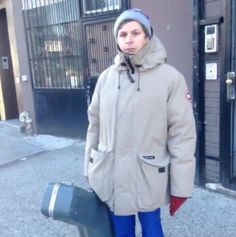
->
[205, 24, 218, 53]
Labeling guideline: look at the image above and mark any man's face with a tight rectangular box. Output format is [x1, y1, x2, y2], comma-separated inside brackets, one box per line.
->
[117, 21, 149, 55]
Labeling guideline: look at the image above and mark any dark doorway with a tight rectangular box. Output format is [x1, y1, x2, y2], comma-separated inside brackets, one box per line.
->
[193, 0, 206, 186]
[0, 9, 18, 120]
[220, 0, 236, 190]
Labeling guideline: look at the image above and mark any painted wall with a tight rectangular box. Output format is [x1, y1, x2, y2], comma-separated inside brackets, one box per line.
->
[131, 0, 193, 91]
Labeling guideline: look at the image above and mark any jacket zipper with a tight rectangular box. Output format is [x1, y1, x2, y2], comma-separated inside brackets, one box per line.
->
[111, 72, 121, 213]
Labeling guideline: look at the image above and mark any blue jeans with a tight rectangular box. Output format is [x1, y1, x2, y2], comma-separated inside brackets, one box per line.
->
[110, 208, 164, 237]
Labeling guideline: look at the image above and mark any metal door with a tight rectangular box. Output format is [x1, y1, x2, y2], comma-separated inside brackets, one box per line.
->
[0, 9, 18, 120]
[194, 0, 225, 187]
[83, 20, 117, 102]
[222, 0, 236, 188]
[230, 0, 236, 183]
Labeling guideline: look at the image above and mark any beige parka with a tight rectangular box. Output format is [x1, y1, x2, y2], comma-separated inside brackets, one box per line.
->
[84, 35, 196, 215]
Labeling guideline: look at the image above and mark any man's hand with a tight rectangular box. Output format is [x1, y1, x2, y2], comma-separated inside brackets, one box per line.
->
[169, 196, 187, 216]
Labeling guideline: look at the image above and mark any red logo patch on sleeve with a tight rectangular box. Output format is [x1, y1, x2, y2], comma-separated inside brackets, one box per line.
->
[185, 90, 192, 102]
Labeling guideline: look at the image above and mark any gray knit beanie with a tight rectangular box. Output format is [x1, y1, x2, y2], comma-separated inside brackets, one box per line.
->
[114, 8, 153, 40]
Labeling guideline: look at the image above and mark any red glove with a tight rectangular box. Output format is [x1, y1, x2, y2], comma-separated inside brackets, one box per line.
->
[169, 196, 187, 216]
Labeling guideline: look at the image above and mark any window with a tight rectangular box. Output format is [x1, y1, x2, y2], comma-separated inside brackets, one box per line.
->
[83, 0, 121, 15]
[22, 0, 64, 10]
[85, 21, 117, 76]
[23, 0, 83, 89]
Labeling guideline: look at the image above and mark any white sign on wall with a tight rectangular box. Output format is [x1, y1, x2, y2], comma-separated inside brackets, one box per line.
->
[206, 62, 218, 80]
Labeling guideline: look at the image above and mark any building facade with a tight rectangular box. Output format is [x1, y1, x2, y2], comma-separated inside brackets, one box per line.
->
[0, 0, 235, 190]
[0, 0, 193, 137]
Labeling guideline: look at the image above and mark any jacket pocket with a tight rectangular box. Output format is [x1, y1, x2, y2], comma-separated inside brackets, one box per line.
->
[137, 154, 169, 209]
[88, 148, 113, 202]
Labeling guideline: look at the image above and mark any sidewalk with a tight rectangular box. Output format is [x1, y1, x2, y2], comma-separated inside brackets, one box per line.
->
[0, 120, 83, 237]
[0, 120, 236, 237]
[0, 119, 75, 167]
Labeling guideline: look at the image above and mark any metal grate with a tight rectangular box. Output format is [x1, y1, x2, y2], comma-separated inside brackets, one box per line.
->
[85, 21, 117, 77]
[22, 0, 83, 89]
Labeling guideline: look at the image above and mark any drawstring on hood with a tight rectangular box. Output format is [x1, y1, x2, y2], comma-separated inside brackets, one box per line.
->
[119, 62, 135, 88]
[125, 56, 135, 84]
[136, 65, 142, 91]
[117, 64, 141, 91]
[120, 61, 135, 85]
[127, 69, 135, 83]
[118, 61, 141, 91]
[125, 56, 135, 74]
[118, 72, 121, 89]
[114, 35, 167, 91]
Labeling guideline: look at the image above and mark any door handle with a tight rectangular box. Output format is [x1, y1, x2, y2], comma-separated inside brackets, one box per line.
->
[226, 72, 235, 101]
[226, 78, 233, 85]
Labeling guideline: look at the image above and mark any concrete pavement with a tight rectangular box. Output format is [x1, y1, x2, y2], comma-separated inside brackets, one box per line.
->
[0, 120, 236, 237]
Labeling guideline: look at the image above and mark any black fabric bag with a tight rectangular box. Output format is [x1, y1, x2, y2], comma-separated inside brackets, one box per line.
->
[41, 182, 114, 237]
